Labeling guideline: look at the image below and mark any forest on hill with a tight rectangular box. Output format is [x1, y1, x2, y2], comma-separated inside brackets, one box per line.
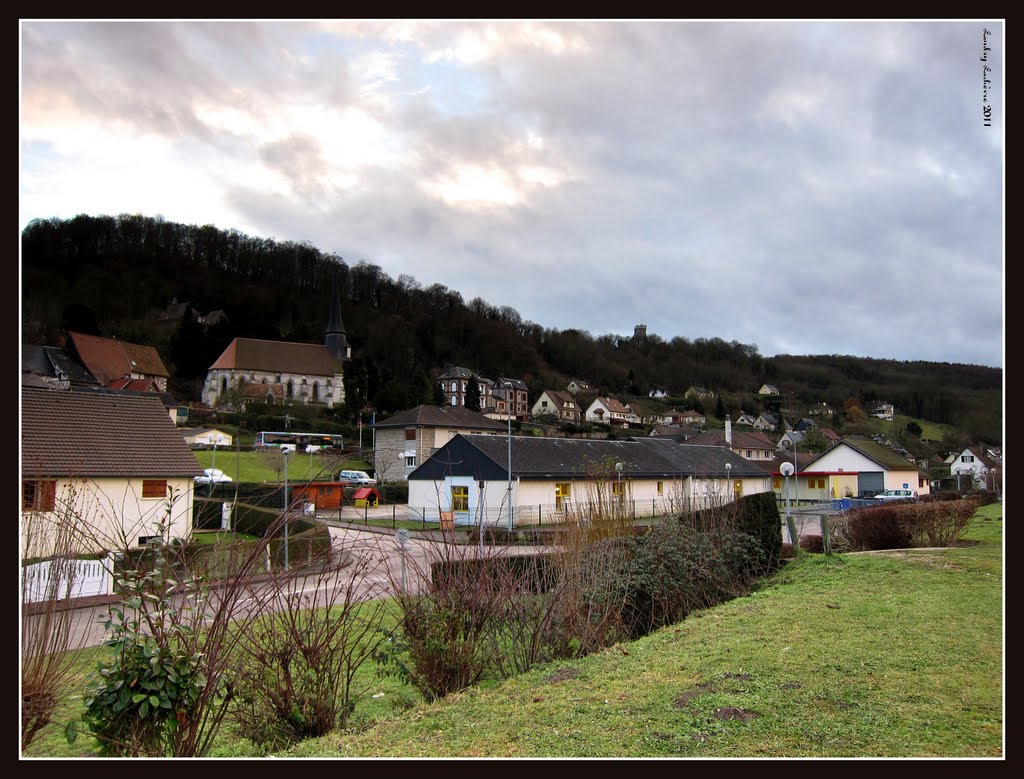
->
[21, 214, 1002, 446]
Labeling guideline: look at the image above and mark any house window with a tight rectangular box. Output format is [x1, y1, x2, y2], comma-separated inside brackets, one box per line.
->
[611, 480, 624, 504]
[773, 478, 782, 490]
[287, 380, 294, 398]
[22, 480, 56, 511]
[541, 400, 548, 408]
[746, 450, 752, 458]
[405, 455, 416, 468]
[220, 376, 228, 394]
[733, 480, 742, 500]
[142, 480, 167, 499]
[555, 482, 571, 511]
[405, 429, 417, 441]
[312, 382, 320, 400]
[961, 455, 975, 463]
[451, 486, 469, 512]
[451, 395, 457, 406]
[657, 481, 664, 495]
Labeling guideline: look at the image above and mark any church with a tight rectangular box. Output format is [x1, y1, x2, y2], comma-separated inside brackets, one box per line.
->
[201, 277, 351, 410]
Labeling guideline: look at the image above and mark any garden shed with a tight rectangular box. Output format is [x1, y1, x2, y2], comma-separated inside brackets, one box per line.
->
[290, 482, 346, 510]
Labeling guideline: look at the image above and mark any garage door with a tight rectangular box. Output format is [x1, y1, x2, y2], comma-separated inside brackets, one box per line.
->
[22, 557, 112, 602]
[857, 472, 885, 497]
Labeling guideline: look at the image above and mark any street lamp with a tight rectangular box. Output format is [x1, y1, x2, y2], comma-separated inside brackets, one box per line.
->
[282, 447, 291, 572]
[781, 461, 797, 551]
[209, 441, 218, 498]
[981, 466, 989, 492]
[615, 461, 624, 513]
[725, 462, 732, 502]
[505, 381, 514, 532]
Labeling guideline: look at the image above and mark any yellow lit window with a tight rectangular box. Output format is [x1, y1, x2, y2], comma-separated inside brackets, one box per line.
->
[451, 486, 469, 512]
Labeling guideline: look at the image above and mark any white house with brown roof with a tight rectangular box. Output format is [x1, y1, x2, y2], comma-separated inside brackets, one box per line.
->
[21, 387, 203, 574]
[201, 277, 350, 410]
[682, 419, 776, 462]
[585, 397, 639, 427]
[531, 390, 583, 422]
[64, 331, 170, 392]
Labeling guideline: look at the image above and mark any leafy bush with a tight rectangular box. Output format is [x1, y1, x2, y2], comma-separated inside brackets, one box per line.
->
[614, 524, 768, 640]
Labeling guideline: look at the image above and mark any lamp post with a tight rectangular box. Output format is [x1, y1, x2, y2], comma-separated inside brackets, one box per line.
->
[781, 461, 797, 551]
[725, 462, 732, 502]
[505, 381, 514, 532]
[615, 461, 624, 514]
[981, 466, 989, 492]
[992, 468, 999, 499]
[209, 441, 217, 497]
[793, 432, 799, 508]
[282, 447, 291, 572]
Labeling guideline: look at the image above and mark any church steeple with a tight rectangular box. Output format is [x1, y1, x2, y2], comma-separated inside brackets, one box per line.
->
[325, 273, 351, 361]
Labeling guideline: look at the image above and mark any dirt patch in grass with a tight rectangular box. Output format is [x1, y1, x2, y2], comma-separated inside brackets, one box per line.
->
[545, 667, 581, 683]
[713, 707, 759, 721]
[868, 550, 965, 570]
[673, 681, 716, 707]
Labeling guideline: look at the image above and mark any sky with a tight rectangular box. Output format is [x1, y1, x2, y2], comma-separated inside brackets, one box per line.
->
[19, 20, 1004, 369]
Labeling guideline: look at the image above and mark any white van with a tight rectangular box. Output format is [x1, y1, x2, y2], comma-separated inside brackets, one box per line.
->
[338, 469, 376, 486]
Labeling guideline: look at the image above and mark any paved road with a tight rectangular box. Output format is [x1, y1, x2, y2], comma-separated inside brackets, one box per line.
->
[25, 523, 549, 649]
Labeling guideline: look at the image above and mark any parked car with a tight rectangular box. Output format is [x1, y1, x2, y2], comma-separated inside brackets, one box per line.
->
[338, 469, 376, 486]
[195, 468, 232, 485]
[875, 488, 917, 502]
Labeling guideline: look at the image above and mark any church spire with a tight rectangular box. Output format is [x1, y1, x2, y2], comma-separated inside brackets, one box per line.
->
[325, 273, 351, 361]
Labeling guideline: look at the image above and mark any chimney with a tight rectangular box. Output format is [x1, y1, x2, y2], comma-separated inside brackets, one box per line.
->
[725, 415, 732, 446]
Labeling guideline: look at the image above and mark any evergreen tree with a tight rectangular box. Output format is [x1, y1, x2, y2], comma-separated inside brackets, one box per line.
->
[715, 393, 726, 420]
[465, 377, 482, 412]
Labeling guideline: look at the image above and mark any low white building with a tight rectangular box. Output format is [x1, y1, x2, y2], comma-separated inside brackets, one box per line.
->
[407, 434, 773, 526]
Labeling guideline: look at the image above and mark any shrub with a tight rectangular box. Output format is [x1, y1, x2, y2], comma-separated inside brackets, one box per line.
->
[834, 499, 981, 551]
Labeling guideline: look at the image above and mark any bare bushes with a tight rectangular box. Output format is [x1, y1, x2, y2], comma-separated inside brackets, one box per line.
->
[831, 499, 980, 551]
[21, 491, 95, 749]
[383, 492, 782, 702]
[226, 537, 390, 750]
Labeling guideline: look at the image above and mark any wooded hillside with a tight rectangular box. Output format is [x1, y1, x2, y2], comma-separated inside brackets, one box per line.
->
[21, 214, 1002, 445]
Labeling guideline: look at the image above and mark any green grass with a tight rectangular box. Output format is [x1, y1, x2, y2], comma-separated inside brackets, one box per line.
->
[22, 505, 1003, 758]
[192, 450, 372, 485]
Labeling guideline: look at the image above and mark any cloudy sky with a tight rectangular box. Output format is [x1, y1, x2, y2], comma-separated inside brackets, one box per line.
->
[20, 20, 1004, 368]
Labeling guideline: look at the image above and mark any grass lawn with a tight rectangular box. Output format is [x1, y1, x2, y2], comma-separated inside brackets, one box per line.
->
[22, 504, 1003, 758]
[192, 449, 373, 485]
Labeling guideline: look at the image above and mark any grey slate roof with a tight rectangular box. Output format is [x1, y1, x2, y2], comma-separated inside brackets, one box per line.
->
[374, 404, 508, 431]
[411, 434, 768, 481]
[21, 387, 202, 478]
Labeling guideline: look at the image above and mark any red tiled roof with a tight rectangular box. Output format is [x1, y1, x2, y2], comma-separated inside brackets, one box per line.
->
[67, 332, 168, 384]
[121, 341, 169, 378]
[597, 397, 632, 414]
[210, 338, 343, 376]
[21, 387, 202, 478]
